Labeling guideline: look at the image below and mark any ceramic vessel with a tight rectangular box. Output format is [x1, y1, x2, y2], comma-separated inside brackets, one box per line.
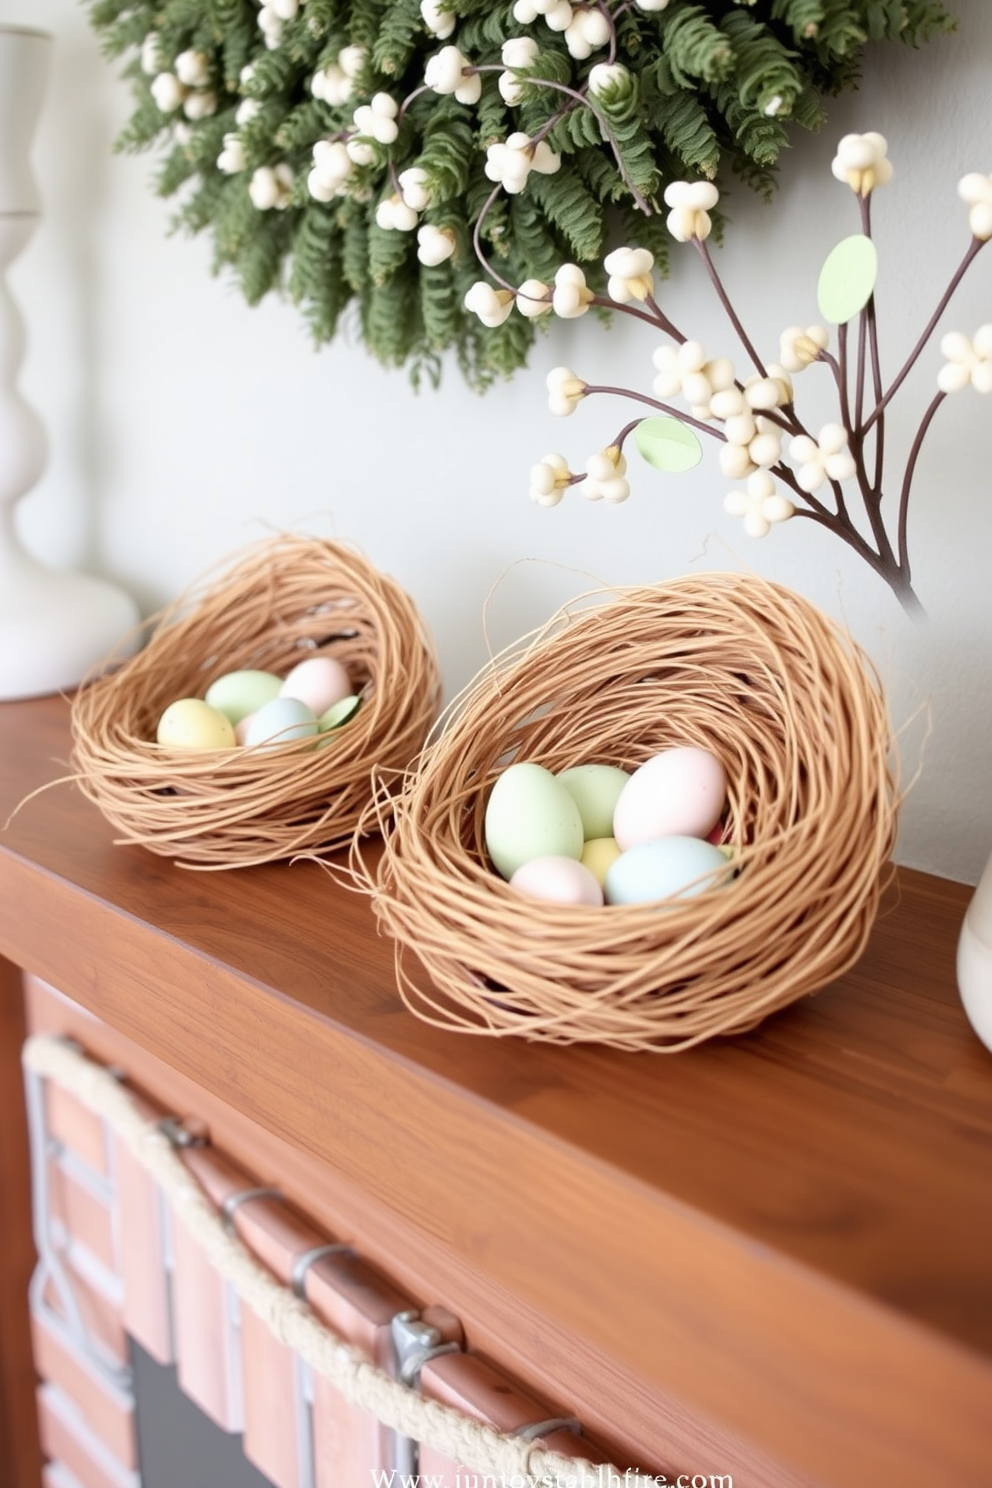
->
[957, 848, 992, 1055]
[0, 26, 138, 700]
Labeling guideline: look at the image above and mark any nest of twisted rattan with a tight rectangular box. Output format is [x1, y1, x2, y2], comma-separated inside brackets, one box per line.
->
[356, 573, 898, 1051]
[71, 535, 440, 869]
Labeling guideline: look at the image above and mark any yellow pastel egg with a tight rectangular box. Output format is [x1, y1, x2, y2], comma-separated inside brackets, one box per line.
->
[157, 698, 236, 750]
[580, 836, 622, 886]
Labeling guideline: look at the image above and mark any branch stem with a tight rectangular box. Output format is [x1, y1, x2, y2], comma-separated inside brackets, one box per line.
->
[863, 236, 983, 433]
[693, 239, 767, 376]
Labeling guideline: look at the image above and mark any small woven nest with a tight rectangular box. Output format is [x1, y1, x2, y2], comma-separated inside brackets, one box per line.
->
[71, 535, 440, 869]
[357, 573, 898, 1052]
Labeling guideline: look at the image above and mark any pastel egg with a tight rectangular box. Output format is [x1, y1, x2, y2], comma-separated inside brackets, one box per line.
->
[484, 763, 584, 881]
[242, 696, 319, 750]
[318, 695, 362, 731]
[580, 837, 622, 887]
[279, 655, 352, 716]
[510, 856, 604, 907]
[157, 698, 236, 751]
[613, 747, 727, 850]
[557, 764, 631, 840]
[234, 713, 256, 745]
[204, 669, 282, 724]
[604, 837, 732, 907]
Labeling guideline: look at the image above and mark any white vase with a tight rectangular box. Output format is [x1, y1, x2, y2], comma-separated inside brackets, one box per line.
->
[0, 26, 139, 701]
[957, 849, 992, 1055]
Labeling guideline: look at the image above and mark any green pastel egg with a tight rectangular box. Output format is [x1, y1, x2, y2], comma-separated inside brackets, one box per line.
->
[484, 763, 584, 881]
[204, 669, 283, 724]
[557, 764, 631, 840]
[318, 695, 362, 731]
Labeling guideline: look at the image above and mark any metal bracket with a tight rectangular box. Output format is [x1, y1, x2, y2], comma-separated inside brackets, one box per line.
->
[291, 1243, 355, 1301]
[157, 1115, 209, 1149]
[391, 1309, 464, 1478]
[391, 1309, 462, 1387]
[220, 1185, 283, 1236]
[515, 1417, 583, 1442]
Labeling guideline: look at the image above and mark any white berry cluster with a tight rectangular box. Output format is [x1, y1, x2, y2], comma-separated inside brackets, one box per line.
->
[511, 0, 611, 61]
[830, 132, 893, 196]
[146, 42, 217, 121]
[257, 0, 302, 51]
[311, 45, 365, 107]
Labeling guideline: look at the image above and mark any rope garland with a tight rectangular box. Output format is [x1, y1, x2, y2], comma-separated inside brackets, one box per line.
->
[23, 1033, 648, 1488]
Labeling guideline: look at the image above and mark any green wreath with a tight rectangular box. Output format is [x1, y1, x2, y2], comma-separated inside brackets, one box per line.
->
[88, 0, 954, 388]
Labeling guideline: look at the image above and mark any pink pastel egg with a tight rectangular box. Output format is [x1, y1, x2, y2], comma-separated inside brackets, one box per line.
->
[279, 655, 352, 715]
[509, 855, 604, 907]
[613, 747, 727, 851]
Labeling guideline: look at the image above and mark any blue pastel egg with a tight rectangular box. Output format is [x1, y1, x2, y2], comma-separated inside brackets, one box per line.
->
[242, 696, 318, 750]
[604, 837, 731, 907]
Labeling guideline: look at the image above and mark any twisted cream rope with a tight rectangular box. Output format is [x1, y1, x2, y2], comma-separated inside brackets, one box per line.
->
[23, 1033, 652, 1488]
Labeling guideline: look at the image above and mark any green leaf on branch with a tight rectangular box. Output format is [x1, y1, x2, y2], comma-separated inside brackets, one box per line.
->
[817, 234, 878, 324]
[634, 417, 704, 473]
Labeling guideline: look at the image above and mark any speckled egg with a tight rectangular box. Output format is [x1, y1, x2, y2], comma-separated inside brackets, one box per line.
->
[157, 698, 236, 751]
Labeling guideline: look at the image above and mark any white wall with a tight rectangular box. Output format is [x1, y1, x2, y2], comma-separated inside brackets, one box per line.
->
[4, 0, 991, 882]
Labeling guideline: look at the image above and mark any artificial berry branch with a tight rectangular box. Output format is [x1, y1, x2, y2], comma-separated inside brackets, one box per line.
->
[466, 133, 989, 617]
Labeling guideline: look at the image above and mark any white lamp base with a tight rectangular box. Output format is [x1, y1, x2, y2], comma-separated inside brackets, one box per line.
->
[957, 923, 992, 1056]
[0, 549, 139, 700]
[957, 849, 992, 1056]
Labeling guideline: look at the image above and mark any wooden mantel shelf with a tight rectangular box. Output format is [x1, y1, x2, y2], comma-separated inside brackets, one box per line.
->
[1, 694, 990, 1488]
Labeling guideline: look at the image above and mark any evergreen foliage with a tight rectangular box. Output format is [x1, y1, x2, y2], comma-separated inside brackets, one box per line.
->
[84, 0, 956, 389]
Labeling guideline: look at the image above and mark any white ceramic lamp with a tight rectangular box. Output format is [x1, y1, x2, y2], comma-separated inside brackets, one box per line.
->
[957, 849, 992, 1055]
[0, 25, 139, 701]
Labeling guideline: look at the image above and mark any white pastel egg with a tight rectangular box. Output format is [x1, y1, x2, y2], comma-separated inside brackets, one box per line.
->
[510, 855, 604, 906]
[279, 655, 352, 715]
[242, 696, 319, 749]
[613, 747, 727, 850]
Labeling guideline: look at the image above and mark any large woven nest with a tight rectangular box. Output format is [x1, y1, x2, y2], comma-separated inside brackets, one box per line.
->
[356, 573, 898, 1052]
[71, 535, 440, 869]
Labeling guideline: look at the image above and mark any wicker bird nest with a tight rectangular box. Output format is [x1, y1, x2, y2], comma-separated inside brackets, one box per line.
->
[71, 535, 440, 869]
[356, 573, 898, 1052]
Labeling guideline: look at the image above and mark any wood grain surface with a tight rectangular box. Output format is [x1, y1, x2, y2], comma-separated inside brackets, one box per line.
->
[1, 694, 990, 1488]
[0, 957, 44, 1488]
